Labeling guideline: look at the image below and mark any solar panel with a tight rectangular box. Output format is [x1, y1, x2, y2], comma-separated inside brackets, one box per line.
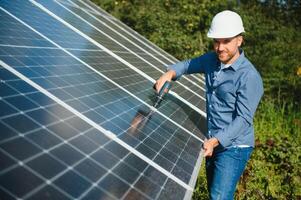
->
[0, 0, 206, 199]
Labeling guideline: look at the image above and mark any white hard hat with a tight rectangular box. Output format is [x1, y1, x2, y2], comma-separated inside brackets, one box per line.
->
[207, 10, 245, 38]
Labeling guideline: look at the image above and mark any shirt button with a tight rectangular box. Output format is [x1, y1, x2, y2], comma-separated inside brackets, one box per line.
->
[209, 104, 212, 108]
[212, 91, 215, 94]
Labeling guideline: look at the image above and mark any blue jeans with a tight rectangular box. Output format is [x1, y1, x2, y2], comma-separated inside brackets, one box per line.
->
[206, 147, 253, 200]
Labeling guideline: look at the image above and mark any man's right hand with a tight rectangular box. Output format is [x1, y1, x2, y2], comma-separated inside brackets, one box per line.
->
[203, 138, 219, 157]
[154, 70, 176, 93]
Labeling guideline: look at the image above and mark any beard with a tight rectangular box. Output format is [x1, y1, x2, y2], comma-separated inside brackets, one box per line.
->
[217, 50, 237, 64]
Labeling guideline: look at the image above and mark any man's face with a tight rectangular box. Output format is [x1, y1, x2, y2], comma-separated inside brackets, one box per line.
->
[213, 36, 243, 64]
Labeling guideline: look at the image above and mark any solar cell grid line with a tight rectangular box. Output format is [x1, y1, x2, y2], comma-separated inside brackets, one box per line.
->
[55, 0, 92, 13]
[0, 61, 195, 199]
[0, 43, 107, 53]
[0, 17, 52, 48]
[72, 0, 115, 19]
[50, 0, 206, 106]
[75, 0, 205, 83]
[0, 69, 178, 200]
[65, 0, 206, 92]
[0, 4, 203, 189]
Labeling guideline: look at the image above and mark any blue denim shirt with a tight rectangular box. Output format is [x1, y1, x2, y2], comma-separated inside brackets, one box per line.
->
[168, 50, 263, 149]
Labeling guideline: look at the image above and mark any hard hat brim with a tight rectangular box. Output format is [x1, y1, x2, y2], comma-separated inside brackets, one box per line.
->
[207, 30, 245, 39]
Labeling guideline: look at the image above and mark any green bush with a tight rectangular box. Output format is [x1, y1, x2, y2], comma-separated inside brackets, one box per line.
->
[237, 99, 301, 200]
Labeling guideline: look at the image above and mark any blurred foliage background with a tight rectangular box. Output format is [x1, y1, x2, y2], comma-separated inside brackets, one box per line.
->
[93, 0, 301, 199]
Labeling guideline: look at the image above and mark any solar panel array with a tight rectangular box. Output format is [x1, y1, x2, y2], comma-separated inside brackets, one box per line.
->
[0, 0, 206, 199]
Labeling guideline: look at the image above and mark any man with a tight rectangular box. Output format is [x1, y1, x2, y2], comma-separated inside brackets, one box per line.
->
[154, 10, 263, 199]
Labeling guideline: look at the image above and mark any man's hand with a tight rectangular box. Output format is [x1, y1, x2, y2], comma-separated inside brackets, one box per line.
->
[154, 70, 176, 93]
[203, 138, 219, 157]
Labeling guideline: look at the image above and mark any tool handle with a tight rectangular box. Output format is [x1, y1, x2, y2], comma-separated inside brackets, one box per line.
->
[158, 81, 171, 98]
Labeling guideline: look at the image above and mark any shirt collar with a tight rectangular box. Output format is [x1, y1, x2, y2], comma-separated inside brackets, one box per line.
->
[220, 63, 231, 70]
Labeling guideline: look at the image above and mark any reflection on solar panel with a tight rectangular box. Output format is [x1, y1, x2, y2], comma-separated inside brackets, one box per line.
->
[0, 0, 206, 199]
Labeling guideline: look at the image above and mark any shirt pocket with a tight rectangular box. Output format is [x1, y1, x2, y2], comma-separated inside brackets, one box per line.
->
[215, 80, 236, 105]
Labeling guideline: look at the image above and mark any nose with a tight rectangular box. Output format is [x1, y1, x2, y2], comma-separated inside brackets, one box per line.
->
[217, 42, 225, 51]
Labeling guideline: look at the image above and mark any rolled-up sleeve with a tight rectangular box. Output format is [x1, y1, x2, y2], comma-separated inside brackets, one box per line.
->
[214, 71, 264, 148]
[167, 53, 211, 80]
[167, 59, 191, 80]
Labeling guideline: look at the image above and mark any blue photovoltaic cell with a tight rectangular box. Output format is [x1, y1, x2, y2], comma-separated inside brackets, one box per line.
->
[0, 0, 206, 199]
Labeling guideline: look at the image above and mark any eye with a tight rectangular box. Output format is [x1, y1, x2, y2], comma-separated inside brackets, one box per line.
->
[213, 39, 220, 45]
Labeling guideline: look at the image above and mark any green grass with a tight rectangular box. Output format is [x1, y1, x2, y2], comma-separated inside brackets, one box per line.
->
[193, 98, 301, 199]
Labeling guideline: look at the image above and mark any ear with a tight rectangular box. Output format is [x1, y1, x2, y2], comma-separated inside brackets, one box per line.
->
[237, 35, 243, 47]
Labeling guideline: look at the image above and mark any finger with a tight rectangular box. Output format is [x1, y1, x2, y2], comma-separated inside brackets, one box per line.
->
[156, 80, 165, 93]
[157, 82, 162, 93]
[202, 139, 209, 149]
[204, 150, 212, 157]
[206, 152, 212, 157]
[203, 148, 209, 156]
[203, 147, 213, 157]
[153, 81, 161, 93]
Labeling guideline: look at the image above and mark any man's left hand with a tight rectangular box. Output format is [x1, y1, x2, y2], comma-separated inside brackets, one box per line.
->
[203, 138, 219, 157]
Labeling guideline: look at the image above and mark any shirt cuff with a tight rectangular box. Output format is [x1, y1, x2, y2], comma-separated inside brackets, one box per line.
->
[166, 60, 189, 80]
[166, 65, 181, 80]
[214, 130, 232, 148]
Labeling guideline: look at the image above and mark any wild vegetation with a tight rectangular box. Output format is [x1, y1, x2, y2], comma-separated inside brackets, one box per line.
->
[93, 0, 301, 199]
